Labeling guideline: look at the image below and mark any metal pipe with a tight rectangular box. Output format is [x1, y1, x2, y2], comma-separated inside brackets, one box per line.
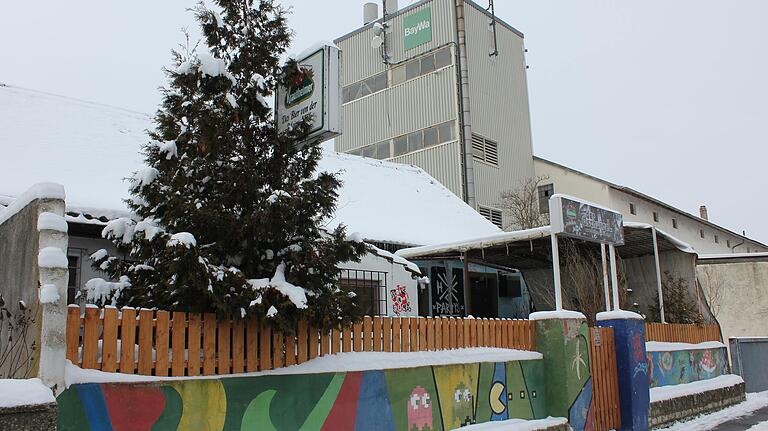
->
[601, 243, 611, 312]
[609, 244, 620, 311]
[551, 233, 563, 310]
[453, 0, 477, 209]
[652, 227, 666, 323]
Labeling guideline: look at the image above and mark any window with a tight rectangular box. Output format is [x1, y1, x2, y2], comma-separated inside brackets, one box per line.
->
[653, 212, 659, 222]
[629, 203, 636, 215]
[714, 235, 719, 244]
[393, 46, 452, 86]
[338, 269, 387, 316]
[342, 71, 388, 104]
[672, 218, 678, 229]
[471, 134, 500, 166]
[479, 206, 503, 228]
[700, 229, 705, 239]
[67, 255, 80, 304]
[727, 239, 731, 248]
[538, 184, 554, 214]
[499, 274, 522, 298]
[350, 122, 456, 160]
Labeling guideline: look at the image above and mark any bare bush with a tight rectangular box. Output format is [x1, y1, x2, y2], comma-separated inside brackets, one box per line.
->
[499, 175, 550, 230]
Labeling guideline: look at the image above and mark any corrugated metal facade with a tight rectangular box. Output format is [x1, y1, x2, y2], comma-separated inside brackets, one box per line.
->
[390, 140, 463, 197]
[336, 0, 457, 85]
[335, 0, 535, 227]
[462, 1, 535, 210]
[336, 68, 459, 153]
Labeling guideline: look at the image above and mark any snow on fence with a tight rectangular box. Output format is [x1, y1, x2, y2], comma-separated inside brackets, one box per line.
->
[644, 323, 722, 344]
[65, 306, 536, 377]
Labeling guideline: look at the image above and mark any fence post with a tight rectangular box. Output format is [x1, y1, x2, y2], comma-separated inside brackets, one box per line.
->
[36, 198, 69, 394]
[531, 311, 593, 431]
[596, 311, 650, 431]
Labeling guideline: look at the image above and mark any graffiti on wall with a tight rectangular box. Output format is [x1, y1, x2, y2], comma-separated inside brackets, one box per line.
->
[58, 360, 546, 431]
[647, 347, 728, 388]
[390, 285, 412, 316]
[535, 318, 594, 431]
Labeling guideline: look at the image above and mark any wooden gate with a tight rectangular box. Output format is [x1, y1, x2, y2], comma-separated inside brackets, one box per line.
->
[589, 326, 621, 431]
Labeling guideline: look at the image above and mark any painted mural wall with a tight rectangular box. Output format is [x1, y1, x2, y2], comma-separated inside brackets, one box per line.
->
[535, 318, 594, 431]
[647, 347, 729, 388]
[58, 360, 546, 430]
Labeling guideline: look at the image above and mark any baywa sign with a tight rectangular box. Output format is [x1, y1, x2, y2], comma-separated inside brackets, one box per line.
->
[403, 7, 432, 50]
[276, 45, 342, 148]
[550, 194, 625, 245]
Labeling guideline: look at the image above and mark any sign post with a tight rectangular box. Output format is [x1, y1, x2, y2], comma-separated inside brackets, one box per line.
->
[276, 45, 342, 148]
[549, 194, 625, 311]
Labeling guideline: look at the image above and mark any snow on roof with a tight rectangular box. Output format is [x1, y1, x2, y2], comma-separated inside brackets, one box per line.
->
[0, 85, 499, 246]
[397, 222, 696, 259]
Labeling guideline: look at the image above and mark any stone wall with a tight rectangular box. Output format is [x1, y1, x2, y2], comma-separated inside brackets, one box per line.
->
[0, 403, 58, 431]
[649, 382, 745, 429]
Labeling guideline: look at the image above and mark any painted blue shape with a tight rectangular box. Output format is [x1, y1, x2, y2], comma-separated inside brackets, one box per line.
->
[568, 378, 592, 431]
[75, 384, 113, 430]
[490, 362, 508, 421]
[355, 370, 395, 431]
[598, 318, 650, 431]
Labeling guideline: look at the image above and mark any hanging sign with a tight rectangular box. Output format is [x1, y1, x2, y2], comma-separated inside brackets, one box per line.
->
[276, 45, 342, 147]
[550, 194, 624, 245]
[430, 266, 465, 316]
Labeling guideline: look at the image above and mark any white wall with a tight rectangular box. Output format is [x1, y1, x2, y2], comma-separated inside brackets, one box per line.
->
[698, 260, 768, 341]
[340, 252, 419, 317]
[534, 158, 767, 255]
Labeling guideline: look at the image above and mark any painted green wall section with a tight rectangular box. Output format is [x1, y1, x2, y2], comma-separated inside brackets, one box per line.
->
[535, 318, 594, 431]
[57, 360, 546, 431]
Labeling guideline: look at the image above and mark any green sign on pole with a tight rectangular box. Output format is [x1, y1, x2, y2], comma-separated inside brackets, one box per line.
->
[403, 7, 432, 50]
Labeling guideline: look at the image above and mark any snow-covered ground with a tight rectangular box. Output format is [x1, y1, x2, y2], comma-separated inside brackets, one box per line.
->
[659, 390, 768, 431]
[450, 417, 567, 431]
[0, 379, 55, 408]
[66, 348, 542, 386]
[651, 375, 744, 402]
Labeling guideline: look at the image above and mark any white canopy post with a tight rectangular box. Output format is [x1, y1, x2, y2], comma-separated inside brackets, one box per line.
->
[601, 243, 611, 312]
[609, 244, 620, 311]
[551, 233, 563, 310]
[652, 227, 666, 323]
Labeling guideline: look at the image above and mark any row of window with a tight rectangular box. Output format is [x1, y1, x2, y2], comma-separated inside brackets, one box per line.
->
[342, 46, 453, 104]
[630, 202, 753, 249]
[347, 121, 456, 160]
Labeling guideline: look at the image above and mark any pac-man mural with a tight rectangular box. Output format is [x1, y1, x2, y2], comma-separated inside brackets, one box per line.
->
[57, 360, 546, 431]
[647, 346, 728, 388]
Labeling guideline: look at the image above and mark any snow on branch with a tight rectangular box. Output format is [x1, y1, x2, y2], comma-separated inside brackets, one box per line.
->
[246, 262, 308, 309]
[167, 232, 197, 248]
[84, 276, 131, 306]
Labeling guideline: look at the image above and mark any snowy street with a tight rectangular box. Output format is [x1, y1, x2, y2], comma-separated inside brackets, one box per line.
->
[661, 392, 768, 431]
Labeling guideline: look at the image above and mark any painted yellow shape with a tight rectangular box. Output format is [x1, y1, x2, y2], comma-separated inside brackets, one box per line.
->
[433, 364, 479, 430]
[171, 380, 227, 431]
[489, 382, 506, 415]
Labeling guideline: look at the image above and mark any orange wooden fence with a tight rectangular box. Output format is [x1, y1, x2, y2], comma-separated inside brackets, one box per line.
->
[589, 326, 622, 431]
[66, 306, 537, 377]
[645, 323, 722, 344]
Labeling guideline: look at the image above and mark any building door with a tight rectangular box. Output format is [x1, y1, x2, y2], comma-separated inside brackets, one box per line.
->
[469, 272, 498, 317]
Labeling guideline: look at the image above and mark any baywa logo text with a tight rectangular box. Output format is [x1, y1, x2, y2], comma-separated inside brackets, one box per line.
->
[405, 20, 430, 37]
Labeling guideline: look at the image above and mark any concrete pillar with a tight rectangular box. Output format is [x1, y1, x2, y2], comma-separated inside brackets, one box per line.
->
[36, 198, 69, 395]
[531, 311, 594, 431]
[596, 311, 650, 431]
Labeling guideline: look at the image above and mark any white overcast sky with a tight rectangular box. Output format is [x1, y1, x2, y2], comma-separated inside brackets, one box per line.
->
[2, 1, 767, 244]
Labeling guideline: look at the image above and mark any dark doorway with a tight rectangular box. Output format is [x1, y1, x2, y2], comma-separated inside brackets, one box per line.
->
[469, 272, 498, 317]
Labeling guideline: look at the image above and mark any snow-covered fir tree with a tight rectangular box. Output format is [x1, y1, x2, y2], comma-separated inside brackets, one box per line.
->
[88, 0, 367, 333]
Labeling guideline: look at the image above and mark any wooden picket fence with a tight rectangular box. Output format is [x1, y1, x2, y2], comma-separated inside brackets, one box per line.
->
[65, 306, 536, 377]
[645, 322, 722, 344]
[589, 326, 621, 431]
